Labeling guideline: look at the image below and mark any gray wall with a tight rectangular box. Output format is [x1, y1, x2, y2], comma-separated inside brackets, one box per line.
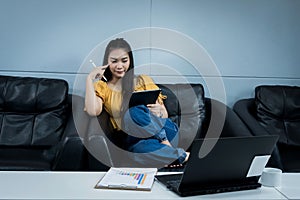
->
[1, 0, 299, 106]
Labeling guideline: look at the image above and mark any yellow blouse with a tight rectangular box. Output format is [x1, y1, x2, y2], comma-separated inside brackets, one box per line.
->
[94, 74, 166, 130]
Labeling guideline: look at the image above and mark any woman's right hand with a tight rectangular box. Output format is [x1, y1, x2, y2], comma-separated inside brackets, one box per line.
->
[88, 64, 109, 80]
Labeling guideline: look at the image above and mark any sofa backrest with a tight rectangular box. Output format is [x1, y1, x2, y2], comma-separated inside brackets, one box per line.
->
[255, 85, 300, 146]
[0, 76, 69, 146]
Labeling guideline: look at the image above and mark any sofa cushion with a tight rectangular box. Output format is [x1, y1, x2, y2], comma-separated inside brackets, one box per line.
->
[0, 76, 68, 146]
[0, 147, 52, 170]
[255, 85, 300, 146]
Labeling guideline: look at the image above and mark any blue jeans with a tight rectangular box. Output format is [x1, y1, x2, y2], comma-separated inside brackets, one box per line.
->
[123, 105, 187, 166]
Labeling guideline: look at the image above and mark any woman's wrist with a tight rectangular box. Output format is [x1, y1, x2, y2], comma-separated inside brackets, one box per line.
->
[87, 73, 94, 81]
[87, 73, 101, 83]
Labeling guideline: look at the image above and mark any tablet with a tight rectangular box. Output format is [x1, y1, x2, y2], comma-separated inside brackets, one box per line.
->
[129, 89, 161, 108]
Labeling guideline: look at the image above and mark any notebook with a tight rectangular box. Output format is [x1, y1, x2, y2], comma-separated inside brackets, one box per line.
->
[129, 89, 161, 108]
[155, 135, 278, 197]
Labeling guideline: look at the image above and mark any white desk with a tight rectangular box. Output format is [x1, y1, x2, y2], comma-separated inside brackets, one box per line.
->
[275, 173, 300, 200]
[0, 171, 288, 199]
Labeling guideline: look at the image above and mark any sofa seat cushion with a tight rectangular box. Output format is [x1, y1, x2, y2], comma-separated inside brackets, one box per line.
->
[0, 148, 52, 170]
[255, 85, 300, 146]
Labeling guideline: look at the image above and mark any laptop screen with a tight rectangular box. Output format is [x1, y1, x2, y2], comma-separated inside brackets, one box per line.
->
[179, 135, 278, 189]
[156, 135, 278, 196]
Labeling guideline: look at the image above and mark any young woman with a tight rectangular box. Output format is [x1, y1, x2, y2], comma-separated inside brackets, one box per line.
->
[85, 38, 189, 167]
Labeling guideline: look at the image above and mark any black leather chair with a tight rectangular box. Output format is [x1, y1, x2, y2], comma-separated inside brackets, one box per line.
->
[86, 83, 252, 170]
[0, 75, 87, 171]
[233, 85, 300, 172]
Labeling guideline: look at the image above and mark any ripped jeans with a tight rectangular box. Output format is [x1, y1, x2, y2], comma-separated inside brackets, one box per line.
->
[123, 105, 187, 167]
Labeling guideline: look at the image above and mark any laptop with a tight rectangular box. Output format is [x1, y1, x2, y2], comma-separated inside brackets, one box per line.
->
[155, 135, 278, 197]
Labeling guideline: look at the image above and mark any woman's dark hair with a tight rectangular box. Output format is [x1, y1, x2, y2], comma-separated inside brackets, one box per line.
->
[102, 38, 135, 129]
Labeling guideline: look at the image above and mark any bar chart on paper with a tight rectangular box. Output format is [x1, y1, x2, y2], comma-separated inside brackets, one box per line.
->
[117, 170, 148, 185]
[95, 167, 157, 191]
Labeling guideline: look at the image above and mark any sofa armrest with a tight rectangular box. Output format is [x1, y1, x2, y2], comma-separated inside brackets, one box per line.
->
[87, 135, 112, 171]
[202, 98, 252, 138]
[85, 111, 115, 170]
[52, 136, 85, 170]
[52, 95, 88, 171]
[233, 99, 270, 136]
[233, 98, 284, 170]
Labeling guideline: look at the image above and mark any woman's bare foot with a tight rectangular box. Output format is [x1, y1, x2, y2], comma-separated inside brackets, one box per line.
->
[161, 139, 172, 147]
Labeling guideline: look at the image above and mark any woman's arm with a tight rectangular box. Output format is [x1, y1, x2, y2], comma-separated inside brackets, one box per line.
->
[85, 74, 103, 116]
[85, 65, 108, 116]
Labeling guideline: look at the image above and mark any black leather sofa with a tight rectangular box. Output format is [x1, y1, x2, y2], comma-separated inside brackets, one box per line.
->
[0, 75, 87, 171]
[86, 83, 252, 170]
[233, 85, 300, 172]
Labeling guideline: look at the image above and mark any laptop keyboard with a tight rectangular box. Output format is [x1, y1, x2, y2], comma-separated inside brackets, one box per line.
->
[156, 174, 261, 196]
[166, 179, 181, 188]
[156, 174, 183, 186]
[170, 181, 260, 196]
[158, 163, 185, 172]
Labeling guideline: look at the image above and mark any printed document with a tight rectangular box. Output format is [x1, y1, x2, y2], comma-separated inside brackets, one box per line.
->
[95, 167, 157, 191]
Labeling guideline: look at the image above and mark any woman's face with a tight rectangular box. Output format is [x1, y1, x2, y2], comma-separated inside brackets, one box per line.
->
[108, 48, 130, 79]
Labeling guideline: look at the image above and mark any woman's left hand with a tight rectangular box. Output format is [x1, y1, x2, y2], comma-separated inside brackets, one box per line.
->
[147, 101, 166, 118]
